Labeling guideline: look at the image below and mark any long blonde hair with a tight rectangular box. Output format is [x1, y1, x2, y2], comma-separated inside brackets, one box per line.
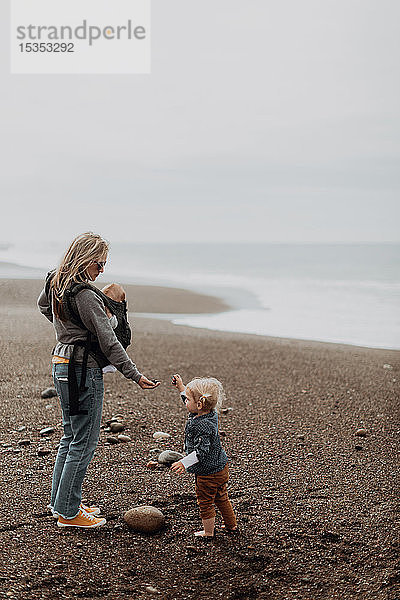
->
[50, 232, 109, 320]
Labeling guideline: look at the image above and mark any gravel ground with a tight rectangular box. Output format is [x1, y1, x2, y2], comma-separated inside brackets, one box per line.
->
[0, 279, 399, 600]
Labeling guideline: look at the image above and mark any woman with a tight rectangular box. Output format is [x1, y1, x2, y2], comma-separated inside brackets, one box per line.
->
[37, 232, 159, 529]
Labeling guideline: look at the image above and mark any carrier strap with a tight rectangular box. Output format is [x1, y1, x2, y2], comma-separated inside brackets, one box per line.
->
[67, 332, 92, 416]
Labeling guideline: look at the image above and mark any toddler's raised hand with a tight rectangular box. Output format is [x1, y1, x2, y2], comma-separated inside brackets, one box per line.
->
[171, 461, 185, 475]
[171, 373, 185, 393]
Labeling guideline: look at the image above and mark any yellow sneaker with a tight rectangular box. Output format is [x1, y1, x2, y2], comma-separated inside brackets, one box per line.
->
[57, 508, 106, 528]
[80, 503, 101, 516]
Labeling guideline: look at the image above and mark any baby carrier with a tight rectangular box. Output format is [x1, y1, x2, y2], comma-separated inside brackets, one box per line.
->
[45, 271, 131, 416]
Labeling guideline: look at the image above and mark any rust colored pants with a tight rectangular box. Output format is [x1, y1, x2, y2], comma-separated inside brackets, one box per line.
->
[195, 464, 237, 529]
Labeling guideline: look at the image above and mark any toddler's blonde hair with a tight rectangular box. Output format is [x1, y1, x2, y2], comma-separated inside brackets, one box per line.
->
[186, 377, 225, 413]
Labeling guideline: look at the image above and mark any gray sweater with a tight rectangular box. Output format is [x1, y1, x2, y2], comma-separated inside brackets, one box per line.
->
[37, 286, 142, 382]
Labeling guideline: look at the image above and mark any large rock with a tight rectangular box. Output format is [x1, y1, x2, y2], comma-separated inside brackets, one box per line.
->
[41, 387, 57, 399]
[123, 506, 165, 533]
[157, 450, 184, 465]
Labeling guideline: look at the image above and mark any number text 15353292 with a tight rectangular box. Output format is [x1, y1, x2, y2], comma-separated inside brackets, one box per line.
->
[19, 42, 75, 53]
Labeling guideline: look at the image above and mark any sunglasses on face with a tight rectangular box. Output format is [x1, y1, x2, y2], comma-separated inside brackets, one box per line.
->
[95, 261, 106, 270]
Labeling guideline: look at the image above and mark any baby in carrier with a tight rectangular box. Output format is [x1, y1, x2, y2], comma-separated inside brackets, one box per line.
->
[101, 283, 127, 374]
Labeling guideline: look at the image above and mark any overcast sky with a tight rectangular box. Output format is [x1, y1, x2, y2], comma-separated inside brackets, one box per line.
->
[1, 0, 399, 244]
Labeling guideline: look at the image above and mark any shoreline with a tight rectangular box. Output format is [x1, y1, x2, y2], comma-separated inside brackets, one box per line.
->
[135, 312, 400, 353]
[1, 277, 399, 352]
[0, 278, 230, 315]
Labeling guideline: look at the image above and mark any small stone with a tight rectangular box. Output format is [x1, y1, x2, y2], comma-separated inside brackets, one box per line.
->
[112, 414, 124, 420]
[40, 427, 55, 437]
[383, 364, 393, 370]
[222, 407, 233, 414]
[146, 461, 159, 470]
[17, 426, 26, 432]
[355, 445, 363, 451]
[124, 506, 165, 533]
[297, 434, 305, 441]
[41, 387, 57, 399]
[106, 436, 119, 445]
[76, 542, 83, 548]
[45, 404, 53, 410]
[321, 530, 341, 543]
[110, 422, 125, 433]
[18, 439, 31, 447]
[37, 448, 51, 457]
[157, 450, 184, 465]
[13, 449, 22, 454]
[145, 587, 159, 595]
[186, 545, 197, 552]
[117, 434, 131, 443]
[149, 448, 162, 457]
[152, 431, 171, 440]
[355, 428, 367, 437]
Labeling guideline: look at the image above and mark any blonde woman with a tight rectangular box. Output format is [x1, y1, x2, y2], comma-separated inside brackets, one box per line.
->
[37, 232, 159, 529]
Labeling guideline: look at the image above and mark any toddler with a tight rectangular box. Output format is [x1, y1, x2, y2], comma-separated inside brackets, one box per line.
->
[101, 283, 126, 374]
[171, 374, 237, 537]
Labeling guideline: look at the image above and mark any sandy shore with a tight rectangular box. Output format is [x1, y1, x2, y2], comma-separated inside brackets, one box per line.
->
[0, 279, 399, 600]
[0, 278, 230, 314]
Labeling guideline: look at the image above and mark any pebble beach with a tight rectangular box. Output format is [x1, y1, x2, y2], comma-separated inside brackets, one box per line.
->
[0, 278, 399, 600]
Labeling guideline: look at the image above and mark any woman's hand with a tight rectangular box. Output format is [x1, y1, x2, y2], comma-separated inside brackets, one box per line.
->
[171, 461, 185, 475]
[138, 376, 161, 389]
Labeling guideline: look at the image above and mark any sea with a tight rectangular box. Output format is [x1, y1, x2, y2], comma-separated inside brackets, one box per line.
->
[1, 242, 399, 350]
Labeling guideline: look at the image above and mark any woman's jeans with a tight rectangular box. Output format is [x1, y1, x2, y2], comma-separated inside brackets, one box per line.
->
[51, 363, 104, 518]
